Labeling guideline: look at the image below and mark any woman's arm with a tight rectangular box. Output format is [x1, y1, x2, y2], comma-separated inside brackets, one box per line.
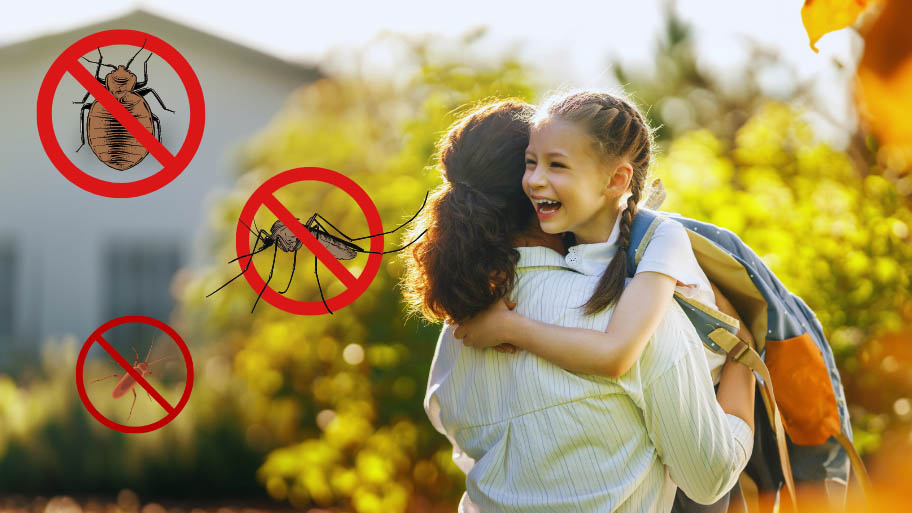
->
[709, 281, 757, 431]
[455, 270, 677, 377]
[716, 354, 757, 431]
[641, 308, 754, 505]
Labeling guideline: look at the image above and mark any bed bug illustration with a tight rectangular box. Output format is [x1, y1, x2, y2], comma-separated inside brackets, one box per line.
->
[207, 192, 430, 314]
[89, 338, 176, 421]
[73, 40, 175, 171]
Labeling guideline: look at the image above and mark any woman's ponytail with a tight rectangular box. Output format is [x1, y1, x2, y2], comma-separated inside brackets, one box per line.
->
[401, 99, 536, 324]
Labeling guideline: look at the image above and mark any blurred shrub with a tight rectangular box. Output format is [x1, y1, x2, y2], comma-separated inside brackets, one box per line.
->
[0, 335, 264, 496]
[175, 33, 537, 512]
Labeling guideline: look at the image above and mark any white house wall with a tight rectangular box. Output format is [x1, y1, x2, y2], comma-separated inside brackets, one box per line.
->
[0, 10, 320, 346]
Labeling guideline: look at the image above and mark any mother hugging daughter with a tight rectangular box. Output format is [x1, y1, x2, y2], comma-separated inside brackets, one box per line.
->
[401, 93, 758, 513]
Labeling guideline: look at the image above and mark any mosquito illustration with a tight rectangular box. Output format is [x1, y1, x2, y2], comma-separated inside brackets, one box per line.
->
[207, 192, 429, 314]
[89, 338, 176, 421]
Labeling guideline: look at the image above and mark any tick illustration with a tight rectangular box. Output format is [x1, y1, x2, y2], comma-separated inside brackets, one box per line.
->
[90, 339, 175, 421]
[207, 192, 429, 314]
[74, 39, 175, 170]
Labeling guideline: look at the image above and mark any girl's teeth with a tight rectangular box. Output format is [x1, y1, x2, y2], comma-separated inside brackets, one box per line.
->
[538, 201, 560, 214]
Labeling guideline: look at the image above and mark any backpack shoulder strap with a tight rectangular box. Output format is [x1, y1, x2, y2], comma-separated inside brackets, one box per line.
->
[626, 209, 742, 351]
[625, 208, 665, 276]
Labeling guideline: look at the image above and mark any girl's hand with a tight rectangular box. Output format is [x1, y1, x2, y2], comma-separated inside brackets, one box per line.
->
[454, 299, 519, 351]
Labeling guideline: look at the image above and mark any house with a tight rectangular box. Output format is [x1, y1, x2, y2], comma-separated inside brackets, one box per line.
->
[0, 9, 320, 348]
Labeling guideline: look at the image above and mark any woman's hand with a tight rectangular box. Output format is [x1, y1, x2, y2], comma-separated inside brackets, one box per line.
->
[454, 299, 519, 353]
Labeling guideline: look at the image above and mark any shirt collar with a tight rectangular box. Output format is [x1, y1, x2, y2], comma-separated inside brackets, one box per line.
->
[515, 246, 569, 269]
[515, 206, 629, 273]
[565, 211, 623, 276]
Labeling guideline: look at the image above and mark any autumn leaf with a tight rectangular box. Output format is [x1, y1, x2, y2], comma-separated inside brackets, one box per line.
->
[801, 0, 880, 53]
[855, 0, 912, 173]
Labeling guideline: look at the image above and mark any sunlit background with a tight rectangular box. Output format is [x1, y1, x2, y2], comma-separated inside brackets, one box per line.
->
[1, 0, 911, 512]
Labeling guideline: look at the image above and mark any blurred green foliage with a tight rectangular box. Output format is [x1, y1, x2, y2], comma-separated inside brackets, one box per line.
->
[175, 33, 537, 512]
[0, 335, 264, 496]
[1, 15, 911, 513]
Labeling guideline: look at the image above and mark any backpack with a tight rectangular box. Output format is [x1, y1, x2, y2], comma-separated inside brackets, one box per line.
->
[625, 207, 871, 512]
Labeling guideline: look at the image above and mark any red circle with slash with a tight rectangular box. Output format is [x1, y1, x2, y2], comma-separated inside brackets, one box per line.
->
[235, 167, 384, 315]
[36, 29, 205, 198]
[76, 316, 194, 433]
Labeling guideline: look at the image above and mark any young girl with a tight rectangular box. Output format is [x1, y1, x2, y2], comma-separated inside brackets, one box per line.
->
[451, 90, 756, 512]
[454, 90, 747, 385]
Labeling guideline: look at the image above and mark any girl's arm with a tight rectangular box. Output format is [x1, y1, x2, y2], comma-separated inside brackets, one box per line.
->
[455, 270, 678, 377]
[456, 275, 757, 385]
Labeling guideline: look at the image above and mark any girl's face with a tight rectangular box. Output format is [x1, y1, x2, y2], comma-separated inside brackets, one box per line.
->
[523, 117, 631, 244]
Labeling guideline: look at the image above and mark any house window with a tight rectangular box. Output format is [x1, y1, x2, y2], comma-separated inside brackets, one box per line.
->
[0, 243, 15, 337]
[103, 241, 181, 342]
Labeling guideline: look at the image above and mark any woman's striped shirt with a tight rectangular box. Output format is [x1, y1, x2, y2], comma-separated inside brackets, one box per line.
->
[424, 245, 752, 513]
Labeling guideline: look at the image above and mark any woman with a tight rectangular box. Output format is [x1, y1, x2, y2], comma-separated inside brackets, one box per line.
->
[401, 99, 755, 513]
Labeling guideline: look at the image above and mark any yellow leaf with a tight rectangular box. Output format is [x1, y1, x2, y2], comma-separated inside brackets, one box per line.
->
[801, 0, 879, 53]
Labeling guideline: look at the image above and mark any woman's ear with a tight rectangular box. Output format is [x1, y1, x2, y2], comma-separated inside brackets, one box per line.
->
[605, 160, 633, 196]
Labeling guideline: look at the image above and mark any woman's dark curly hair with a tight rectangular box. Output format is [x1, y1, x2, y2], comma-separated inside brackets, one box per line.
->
[401, 99, 536, 324]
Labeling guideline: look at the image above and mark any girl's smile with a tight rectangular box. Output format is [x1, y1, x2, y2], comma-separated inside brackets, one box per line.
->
[529, 192, 562, 219]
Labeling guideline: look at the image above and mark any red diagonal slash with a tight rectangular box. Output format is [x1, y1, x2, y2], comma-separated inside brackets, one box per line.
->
[260, 193, 359, 289]
[93, 334, 174, 414]
[66, 58, 175, 166]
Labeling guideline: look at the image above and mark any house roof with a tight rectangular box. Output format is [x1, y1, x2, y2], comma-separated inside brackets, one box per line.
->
[0, 8, 322, 81]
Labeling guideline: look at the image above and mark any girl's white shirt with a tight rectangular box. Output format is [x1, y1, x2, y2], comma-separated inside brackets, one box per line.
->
[565, 208, 726, 384]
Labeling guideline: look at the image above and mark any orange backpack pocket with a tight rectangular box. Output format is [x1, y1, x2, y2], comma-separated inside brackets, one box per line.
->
[765, 332, 842, 446]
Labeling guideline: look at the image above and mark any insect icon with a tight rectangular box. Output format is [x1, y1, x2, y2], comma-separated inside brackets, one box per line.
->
[207, 192, 430, 314]
[89, 338, 176, 422]
[73, 39, 175, 171]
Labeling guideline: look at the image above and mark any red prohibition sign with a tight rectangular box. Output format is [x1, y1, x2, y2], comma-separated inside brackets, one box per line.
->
[37, 30, 205, 198]
[236, 167, 384, 315]
[76, 316, 194, 433]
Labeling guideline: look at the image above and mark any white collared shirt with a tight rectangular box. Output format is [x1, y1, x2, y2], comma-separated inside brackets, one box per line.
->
[424, 245, 752, 513]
